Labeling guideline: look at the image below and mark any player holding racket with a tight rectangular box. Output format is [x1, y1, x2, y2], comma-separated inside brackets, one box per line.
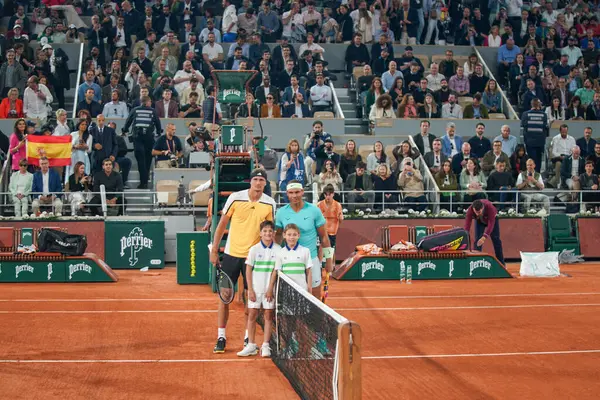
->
[210, 168, 276, 353]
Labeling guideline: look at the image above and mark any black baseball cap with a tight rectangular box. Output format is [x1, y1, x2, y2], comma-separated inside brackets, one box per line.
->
[250, 168, 268, 180]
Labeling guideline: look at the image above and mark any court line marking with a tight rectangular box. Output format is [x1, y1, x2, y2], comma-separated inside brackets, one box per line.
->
[335, 303, 600, 311]
[2, 303, 600, 314]
[1, 292, 600, 302]
[363, 349, 600, 360]
[0, 358, 270, 364]
[328, 292, 600, 300]
[1, 349, 600, 363]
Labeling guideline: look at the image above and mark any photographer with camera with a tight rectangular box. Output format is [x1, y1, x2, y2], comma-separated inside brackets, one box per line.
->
[122, 95, 162, 189]
[303, 120, 332, 185]
[152, 123, 183, 169]
[398, 157, 428, 211]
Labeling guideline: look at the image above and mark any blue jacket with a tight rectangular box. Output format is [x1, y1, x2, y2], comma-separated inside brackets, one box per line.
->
[441, 134, 464, 159]
[281, 87, 307, 106]
[278, 152, 305, 186]
[521, 108, 548, 148]
[31, 169, 63, 199]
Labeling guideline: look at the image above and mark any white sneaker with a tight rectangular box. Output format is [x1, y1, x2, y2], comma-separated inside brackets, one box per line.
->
[237, 343, 259, 357]
[261, 344, 271, 357]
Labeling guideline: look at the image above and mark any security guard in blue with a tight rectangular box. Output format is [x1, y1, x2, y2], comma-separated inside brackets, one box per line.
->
[122, 95, 162, 189]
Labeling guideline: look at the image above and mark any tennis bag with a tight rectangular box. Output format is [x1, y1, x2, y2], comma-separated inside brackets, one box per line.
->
[37, 228, 87, 256]
[417, 228, 470, 252]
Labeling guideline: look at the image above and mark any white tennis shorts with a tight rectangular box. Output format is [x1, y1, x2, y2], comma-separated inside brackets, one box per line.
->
[311, 256, 322, 288]
[248, 292, 275, 310]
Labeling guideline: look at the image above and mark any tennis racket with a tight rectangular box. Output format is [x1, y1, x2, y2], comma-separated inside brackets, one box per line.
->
[321, 272, 331, 303]
[215, 262, 235, 304]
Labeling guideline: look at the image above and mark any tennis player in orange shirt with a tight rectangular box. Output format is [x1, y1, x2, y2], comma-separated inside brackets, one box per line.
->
[317, 184, 344, 249]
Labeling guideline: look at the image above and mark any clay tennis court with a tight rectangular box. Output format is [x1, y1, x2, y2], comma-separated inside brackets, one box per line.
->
[1, 263, 600, 399]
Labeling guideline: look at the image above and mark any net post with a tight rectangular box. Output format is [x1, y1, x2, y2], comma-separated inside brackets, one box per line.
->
[337, 320, 362, 400]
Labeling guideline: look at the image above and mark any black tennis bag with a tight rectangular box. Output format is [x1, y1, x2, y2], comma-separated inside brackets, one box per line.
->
[417, 228, 470, 252]
[37, 228, 87, 256]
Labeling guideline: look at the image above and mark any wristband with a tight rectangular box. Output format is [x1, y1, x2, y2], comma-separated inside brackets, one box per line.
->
[322, 247, 334, 259]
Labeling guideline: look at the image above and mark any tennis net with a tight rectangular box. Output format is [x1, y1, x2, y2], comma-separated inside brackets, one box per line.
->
[267, 271, 361, 400]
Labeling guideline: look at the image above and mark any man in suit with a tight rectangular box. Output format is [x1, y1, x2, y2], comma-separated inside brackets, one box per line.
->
[412, 120, 437, 155]
[560, 145, 585, 192]
[179, 0, 199, 28]
[155, 5, 180, 37]
[281, 75, 307, 106]
[277, 59, 298, 91]
[90, 114, 119, 173]
[101, 74, 127, 105]
[110, 16, 132, 56]
[155, 89, 180, 118]
[121, 1, 142, 36]
[283, 93, 312, 118]
[451, 142, 477, 175]
[521, 79, 545, 115]
[87, 17, 108, 68]
[254, 76, 280, 105]
[41, 45, 70, 110]
[31, 157, 63, 215]
[423, 138, 448, 175]
[398, 0, 419, 45]
[225, 46, 251, 70]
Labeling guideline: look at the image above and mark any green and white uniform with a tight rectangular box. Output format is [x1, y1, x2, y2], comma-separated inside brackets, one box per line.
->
[245, 241, 281, 309]
[275, 243, 312, 291]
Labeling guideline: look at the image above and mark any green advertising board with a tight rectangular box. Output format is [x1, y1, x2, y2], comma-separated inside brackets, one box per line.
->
[222, 125, 244, 146]
[105, 220, 165, 269]
[176, 232, 210, 284]
[0, 258, 116, 283]
[340, 255, 511, 280]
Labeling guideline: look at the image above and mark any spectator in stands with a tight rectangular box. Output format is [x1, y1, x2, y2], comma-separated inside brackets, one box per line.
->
[131, 49, 153, 80]
[469, 65, 489, 96]
[464, 93, 490, 119]
[101, 74, 127, 105]
[392, 140, 421, 173]
[413, 79, 434, 108]
[90, 115, 118, 172]
[9, 159, 33, 217]
[482, 79, 502, 114]
[510, 144, 529, 181]
[78, 70, 102, 104]
[31, 157, 63, 216]
[318, 159, 343, 197]
[66, 161, 91, 216]
[90, 158, 124, 216]
[388, 77, 405, 109]
[257, 2, 280, 43]
[521, 98, 548, 172]
[464, 54, 479, 77]
[283, 93, 311, 119]
[303, 122, 331, 183]
[260, 93, 282, 118]
[562, 36, 583, 66]
[560, 145, 585, 202]
[345, 161, 375, 212]
[279, 139, 306, 197]
[366, 140, 390, 175]
[397, 94, 418, 119]
[371, 164, 398, 210]
[103, 90, 129, 119]
[516, 158, 549, 212]
[372, 32, 394, 63]
[364, 77, 384, 117]
[468, 123, 492, 159]
[337, 140, 361, 181]
[435, 160, 458, 211]
[575, 79, 595, 107]
[299, 32, 325, 59]
[549, 124, 577, 188]
[282, 75, 305, 107]
[0, 88, 24, 119]
[180, 77, 204, 107]
[441, 122, 463, 158]
[412, 120, 435, 155]
[424, 138, 447, 175]
[357, 65, 374, 94]
[397, 0, 418, 45]
[152, 123, 183, 168]
[221, 0, 238, 42]
[77, 88, 103, 118]
[153, 46, 178, 73]
[566, 95, 585, 120]
[345, 33, 370, 73]
[65, 119, 93, 182]
[403, 62, 423, 92]
[155, 4, 179, 37]
[426, 63, 444, 92]
[546, 96, 566, 124]
[254, 76, 279, 105]
[449, 66, 470, 97]
[369, 93, 395, 126]
[200, 33, 224, 73]
[153, 88, 177, 119]
[439, 50, 458, 78]
[172, 61, 204, 95]
[310, 74, 333, 112]
[314, 138, 341, 175]
[487, 160, 515, 210]
[460, 159, 487, 203]
[441, 94, 463, 119]
[580, 161, 600, 212]
[435, 78, 452, 105]
[585, 92, 600, 121]
[235, 92, 258, 118]
[381, 61, 403, 93]
[23, 76, 53, 123]
[497, 38, 520, 87]
[482, 140, 511, 176]
[179, 91, 202, 118]
[452, 142, 476, 175]
[577, 127, 597, 159]
[9, 118, 27, 172]
[398, 158, 427, 211]
[153, 75, 179, 101]
[494, 125, 518, 157]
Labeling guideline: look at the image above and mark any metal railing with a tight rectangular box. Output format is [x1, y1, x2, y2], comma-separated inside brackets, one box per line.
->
[330, 81, 345, 119]
[71, 42, 86, 118]
[407, 136, 441, 213]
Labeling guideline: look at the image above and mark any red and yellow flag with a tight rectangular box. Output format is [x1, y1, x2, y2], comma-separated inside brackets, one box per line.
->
[26, 135, 72, 167]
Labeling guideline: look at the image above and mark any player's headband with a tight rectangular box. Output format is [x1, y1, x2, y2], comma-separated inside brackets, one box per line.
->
[286, 182, 303, 191]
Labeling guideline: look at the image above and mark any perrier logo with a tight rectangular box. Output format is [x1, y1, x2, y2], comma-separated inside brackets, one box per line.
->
[222, 88, 242, 101]
[120, 227, 153, 267]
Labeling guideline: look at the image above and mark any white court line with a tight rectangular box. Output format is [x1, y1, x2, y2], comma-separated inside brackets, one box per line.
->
[2, 292, 600, 302]
[1, 349, 599, 363]
[0, 358, 270, 364]
[363, 349, 600, 360]
[1, 303, 600, 314]
[328, 292, 600, 300]
[335, 303, 600, 311]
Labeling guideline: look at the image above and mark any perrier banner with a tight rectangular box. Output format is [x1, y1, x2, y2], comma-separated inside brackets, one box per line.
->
[212, 70, 257, 104]
[104, 220, 165, 269]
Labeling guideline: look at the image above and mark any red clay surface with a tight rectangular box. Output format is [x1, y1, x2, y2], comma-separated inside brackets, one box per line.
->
[1, 263, 600, 399]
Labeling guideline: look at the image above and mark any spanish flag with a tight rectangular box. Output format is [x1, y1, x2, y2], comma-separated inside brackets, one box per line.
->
[26, 135, 72, 167]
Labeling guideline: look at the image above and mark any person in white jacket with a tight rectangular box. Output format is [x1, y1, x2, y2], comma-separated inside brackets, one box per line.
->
[369, 93, 396, 126]
[9, 159, 33, 217]
[23, 76, 53, 123]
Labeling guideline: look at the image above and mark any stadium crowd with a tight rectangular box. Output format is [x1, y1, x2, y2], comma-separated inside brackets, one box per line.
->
[0, 0, 600, 216]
